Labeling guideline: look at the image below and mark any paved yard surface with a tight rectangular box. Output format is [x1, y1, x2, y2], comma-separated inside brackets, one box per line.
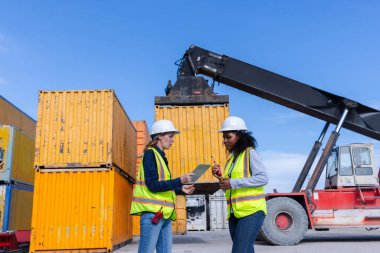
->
[115, 228, 380, 253]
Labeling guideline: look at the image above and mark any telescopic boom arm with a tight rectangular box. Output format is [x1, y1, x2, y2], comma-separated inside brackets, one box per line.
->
[176, 45, 380, 141]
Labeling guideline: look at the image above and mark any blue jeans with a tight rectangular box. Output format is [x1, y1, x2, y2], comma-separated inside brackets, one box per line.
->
[228, 211, 265, 253]
[138, 212, 172, 253]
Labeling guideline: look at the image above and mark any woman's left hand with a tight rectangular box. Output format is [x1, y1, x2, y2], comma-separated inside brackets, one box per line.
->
[182, 184, 195, 195]
[219, 178, 231, 190]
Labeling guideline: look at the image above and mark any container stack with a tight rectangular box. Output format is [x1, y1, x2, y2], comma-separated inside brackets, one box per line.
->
[0, 125, 35, 232]
[155, 78, 230, 234]
[131, 121, 150, 237]
[30, 90, 137, 253]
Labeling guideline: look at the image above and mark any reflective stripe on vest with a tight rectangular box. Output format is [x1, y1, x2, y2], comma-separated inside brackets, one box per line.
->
[156, 154, 165, 181]
[132, 196, 175, 208]
[224, 147, 267, 219]
[130, 147, 177, 220]
[226, 194, 266, 206]
[226, 148, 251, 178]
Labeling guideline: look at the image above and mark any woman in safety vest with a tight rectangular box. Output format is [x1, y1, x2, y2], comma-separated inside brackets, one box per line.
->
[212, 116, 269, 253]
[130, 119, 195, 253]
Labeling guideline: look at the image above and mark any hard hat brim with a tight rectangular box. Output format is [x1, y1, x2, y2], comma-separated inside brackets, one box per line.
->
[151, 130, 180, 136]
[218, 128, 247, 132]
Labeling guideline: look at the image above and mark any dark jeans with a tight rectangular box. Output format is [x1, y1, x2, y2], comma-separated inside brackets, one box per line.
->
[228, 211, 265, 253]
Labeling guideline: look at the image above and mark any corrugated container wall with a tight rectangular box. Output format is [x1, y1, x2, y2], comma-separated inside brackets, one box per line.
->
[132, 121, 151, 168]
[0, 184, 33, 231]
[155, 104, 229, 182]
[30, 168, 133, 253]
[172, 195, 187, 235]
[0, 95, 36, 137]
[0, 125, 35, 184]
[112, 169, 133, 246]
[132, 121, 151, 237]
[34, 90, 137, 179]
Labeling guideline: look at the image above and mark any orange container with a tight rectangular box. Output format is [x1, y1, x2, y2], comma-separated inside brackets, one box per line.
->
[34, 90, 137, 179]
[132, 120, 151, 168]
[132, 121, 151, 236]
[172, 196, 187, 235]
[30, 168, 133, 253]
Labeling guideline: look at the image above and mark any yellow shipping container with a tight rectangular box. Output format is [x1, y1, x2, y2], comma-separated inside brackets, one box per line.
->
[155, 104, 230, 182]
[30, 168, 133, 253]
[0, 125, 35, 184]
[0, 95, 36, 138]
[34, 90, 137, 179]
[0, 183, 33, 231]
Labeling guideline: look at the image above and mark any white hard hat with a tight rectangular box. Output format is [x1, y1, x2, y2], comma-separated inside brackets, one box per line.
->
[151, 120, 180, 135]
[218, 116, 248, 132]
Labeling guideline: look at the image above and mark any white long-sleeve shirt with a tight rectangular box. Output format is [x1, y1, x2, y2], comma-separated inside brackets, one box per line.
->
[229, 149, 269, 189]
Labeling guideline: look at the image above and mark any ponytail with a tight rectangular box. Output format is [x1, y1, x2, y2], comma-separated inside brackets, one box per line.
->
[143, 135, 159, 152]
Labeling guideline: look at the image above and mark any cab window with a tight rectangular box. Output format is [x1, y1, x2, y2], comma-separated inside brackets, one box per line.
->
[339, 146, 353, 176]
[353, 147, 371, 165]
[326, 149, 338, 178]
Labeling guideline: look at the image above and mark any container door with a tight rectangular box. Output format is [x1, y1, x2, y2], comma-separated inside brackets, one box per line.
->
[8, 184, 34, 231]
[0, 127, 12, 181]
[0, 185, 6, 231]
[209, 190, 228, 231]
[0, 184, 34, 232]
[10, 128, 35, 184]
[186, 195, 207, 231]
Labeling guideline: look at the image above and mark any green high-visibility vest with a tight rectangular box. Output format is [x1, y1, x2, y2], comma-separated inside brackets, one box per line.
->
[224, 147, 267, 219]
[130, 147, 177, 220]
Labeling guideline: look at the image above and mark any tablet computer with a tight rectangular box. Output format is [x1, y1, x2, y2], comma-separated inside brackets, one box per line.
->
[184, 164, 211, 184]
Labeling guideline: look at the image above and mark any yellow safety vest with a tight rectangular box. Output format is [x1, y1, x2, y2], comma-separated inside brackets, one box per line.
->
[224, 147, 267, 219]
[130, 147, 177, 220]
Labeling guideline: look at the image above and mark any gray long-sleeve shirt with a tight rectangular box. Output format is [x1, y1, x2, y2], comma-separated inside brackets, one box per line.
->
[229, 149, 269, 189]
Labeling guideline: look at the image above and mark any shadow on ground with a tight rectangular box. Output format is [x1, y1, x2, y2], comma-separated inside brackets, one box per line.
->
[173, 236, 207, 244]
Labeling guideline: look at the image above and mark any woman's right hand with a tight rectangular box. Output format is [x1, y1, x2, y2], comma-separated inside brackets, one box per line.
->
[180, 173, 194, 184]
[212, 164, 223, 178]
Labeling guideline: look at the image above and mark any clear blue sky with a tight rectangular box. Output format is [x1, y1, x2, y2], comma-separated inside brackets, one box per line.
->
[1, 1, 379, 191]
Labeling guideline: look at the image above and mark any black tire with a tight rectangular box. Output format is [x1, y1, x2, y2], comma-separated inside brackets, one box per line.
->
[260, 197, 308, 246]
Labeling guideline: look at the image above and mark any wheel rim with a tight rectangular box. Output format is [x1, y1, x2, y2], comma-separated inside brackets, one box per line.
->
[274, 211, 293, 230]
